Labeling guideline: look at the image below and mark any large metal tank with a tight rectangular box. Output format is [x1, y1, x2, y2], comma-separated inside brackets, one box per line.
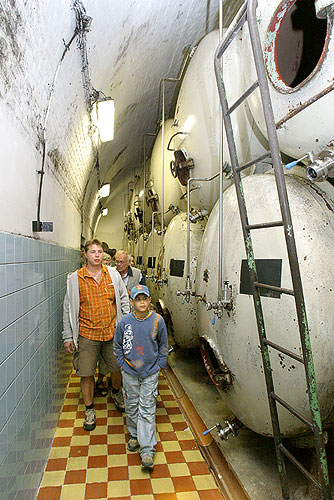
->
[196, 173, 334, 437]
[242, 0, 334, 158]
[149, 119, 187, 226]
[173, 29, 268, 211]
[159, 212, 205, 348]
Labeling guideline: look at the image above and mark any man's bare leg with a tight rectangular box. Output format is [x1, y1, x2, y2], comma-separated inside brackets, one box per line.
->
[81, 375, 94, 406]
[111, 371, 121, 391]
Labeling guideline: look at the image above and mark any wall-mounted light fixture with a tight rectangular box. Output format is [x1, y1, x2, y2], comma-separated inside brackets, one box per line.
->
[102, 208, 108, 216]
[99, 183, 110, 198]
[138, 189, 145, 198]
[92, 96, 114, 142]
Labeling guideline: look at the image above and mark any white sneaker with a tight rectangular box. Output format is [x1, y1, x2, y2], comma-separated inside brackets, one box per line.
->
[111, 390, 125, 412]
[83, 408, 96, 431]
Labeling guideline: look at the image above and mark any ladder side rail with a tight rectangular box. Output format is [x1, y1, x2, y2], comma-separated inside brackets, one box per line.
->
[214, 46, 290, 500]
[216, 4, 247, 60]
[247, 1, 331, 498]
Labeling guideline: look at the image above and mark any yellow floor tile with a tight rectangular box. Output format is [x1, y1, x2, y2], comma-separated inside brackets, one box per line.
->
[86, 467, 108, 483]
[159, 389, 172, 395]
[151, 477, 175, 494]
[175, 430, 193, 440]
[107, 433, 125, 444]
[74, 419, 84, 427]
[193, 474, 218, 490]
[131, 496, 155, 500]
[108, 454, 128, 467]
[92, 425, 108, 435]
[163, 401, 178, 407]
[77, 404, 86, 411]
[67, 456, 88, 470]
[88, 444, 107, 456]
[107, 480, 131, 498]
[155, 408, 168, 415]
[60, 411, 77, 419]
[54, 427, 73, 437]
[154, 451, 167, 464]
[169, 414, 186, 422]
[128, 465, 150, 480]
[49, 447, 70, 459]
[61, 483, 85, 500]
[168, 463, 190, 477]
[156, 423, 174, 432]
[107, 416, 124, 425]
[40, 470, 66, 487]
[71, 435, 90, 446]
[176, 492, 200, 500]
[182, 450, 203, 462]
[95, 409, 107, 418]
[161, 441, 181, 452]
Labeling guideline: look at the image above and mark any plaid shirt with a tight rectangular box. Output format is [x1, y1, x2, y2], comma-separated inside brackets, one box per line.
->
[78, 265, 116, 341]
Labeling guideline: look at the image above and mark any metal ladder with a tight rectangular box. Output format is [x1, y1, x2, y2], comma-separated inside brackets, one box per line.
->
[214, 1, 331, 498]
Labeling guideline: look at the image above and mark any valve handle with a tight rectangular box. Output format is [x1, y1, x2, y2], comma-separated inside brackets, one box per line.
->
[285, 160, 298, 170]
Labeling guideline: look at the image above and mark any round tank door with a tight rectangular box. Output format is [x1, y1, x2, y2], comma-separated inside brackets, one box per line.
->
[196, 173, 334, 438]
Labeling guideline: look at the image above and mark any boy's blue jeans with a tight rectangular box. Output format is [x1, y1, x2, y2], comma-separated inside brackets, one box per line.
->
[122, 370, 159, 457]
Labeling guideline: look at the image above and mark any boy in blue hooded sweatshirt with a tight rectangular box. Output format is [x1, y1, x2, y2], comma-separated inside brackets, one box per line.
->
[113, 284, 168, 470]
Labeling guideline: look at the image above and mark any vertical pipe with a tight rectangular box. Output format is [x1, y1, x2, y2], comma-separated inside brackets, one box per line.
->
[161, 81, 165, 281]
[143, 140, 146, 271]
[217, 0, 224, 306]
[186, 178, 191, 291]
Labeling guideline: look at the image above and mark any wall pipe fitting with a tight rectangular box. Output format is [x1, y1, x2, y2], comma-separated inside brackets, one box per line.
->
[306, 150, 334, 182]
[158, 46, 197, 284]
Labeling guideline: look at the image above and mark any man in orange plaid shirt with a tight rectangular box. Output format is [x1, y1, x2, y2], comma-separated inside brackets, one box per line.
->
[62, 239, 130, 431]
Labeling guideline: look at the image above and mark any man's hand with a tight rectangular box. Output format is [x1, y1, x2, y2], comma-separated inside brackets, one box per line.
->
[64, 341, 75, 354]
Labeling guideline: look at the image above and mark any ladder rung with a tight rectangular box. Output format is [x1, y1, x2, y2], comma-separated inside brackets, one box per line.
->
[227, 81, 259, 115]
[236, 151, 271, 173]
[271, 393, 313, 430]
[245, 220, 283, 230]
[264, 339, 304, 364]
[253, 282, 294, 296]
[278, 444, 321, 490]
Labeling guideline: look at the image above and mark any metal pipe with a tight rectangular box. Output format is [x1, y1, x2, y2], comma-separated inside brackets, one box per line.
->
[218, 0, 224, 306]
[151, 211, 160, 277]
[186, 173, 220, 300]
[142, 133, 156, 270]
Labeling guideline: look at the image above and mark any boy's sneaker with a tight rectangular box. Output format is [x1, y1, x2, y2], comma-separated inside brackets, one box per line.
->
[83, 408, 96, 431]
[127, 438, 139, 452]
[141, 455, 154, 470]
[111, 390, 125, 412]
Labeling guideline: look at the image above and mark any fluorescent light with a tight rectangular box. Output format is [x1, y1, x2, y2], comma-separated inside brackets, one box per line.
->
[138, 189, 144, 198]
[92, 97, 114, 142]
[102, 208, 108, 216]
[99, 184, 110, 198]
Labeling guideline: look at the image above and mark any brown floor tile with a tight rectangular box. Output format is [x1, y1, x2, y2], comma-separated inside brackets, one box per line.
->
[36, 486, 61, 500]
[179, 439, 198, 451]
[160, 394, 174, 401]
[76, 410, 86, 418]
[67, 391, 80, 398]
[94, 403, 107, 410]
[64, 469, 86, 484]
[52, 437, 71, 447]
[156, 415, 171, 423]
[156, 441, 163, 452]
[57, 419, 75, 428]
[172, 422, 188, 432]
[130, 478, 153, 496]
[154, 494, 178, 500]
[73, 427, 89, 436]
[108, 465, 129, 481]
[85, 482, 108, 499]
[62, 405, 78, 412]
[127, 453, 141, 466]
[172, 475, 196, 492]
[69, 445, 89, 457]
[108, 409, 122, 417]
[149, 463, 170, 478]
[45, 458, 68, 471]
[108, 425, 124, 434]
[165, 451, 185, 464]
[88, 455, 108, 468]
[188, 461, 210, 476]
[107, 443, 126, 454]
[158, 383, 169, 389]
[96, 417, 107, 426]
[90, 434, 107, 445]
[199, 489, 223, 499]
[159, 431, 177, 441]
[166, 407, 182, 415]
[69, 382, 80, 387]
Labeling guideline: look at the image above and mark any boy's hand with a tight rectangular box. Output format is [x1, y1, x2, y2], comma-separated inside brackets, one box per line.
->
[64, 341, 75, 354]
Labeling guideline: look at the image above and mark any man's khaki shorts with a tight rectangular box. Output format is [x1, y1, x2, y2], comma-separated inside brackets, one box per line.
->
[73, 335, 119, 377]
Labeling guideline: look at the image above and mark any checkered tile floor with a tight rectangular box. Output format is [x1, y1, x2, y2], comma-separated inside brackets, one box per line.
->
[37, 367, 223, 500]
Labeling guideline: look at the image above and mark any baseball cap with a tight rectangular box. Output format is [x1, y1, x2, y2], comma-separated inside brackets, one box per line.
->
[130, 285, 151, 299]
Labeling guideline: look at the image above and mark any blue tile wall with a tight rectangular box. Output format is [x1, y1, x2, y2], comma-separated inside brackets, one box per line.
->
[0, 232, 80, 500]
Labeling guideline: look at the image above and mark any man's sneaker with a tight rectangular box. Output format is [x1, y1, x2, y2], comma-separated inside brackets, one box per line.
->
[83, 407, 96, 431]
[141, 454, 154, 470]
[127, 438, 139, 452]
[111, 389, 125, 412]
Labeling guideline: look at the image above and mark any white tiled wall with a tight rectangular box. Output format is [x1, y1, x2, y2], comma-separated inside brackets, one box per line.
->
[0, 231, 79, 500]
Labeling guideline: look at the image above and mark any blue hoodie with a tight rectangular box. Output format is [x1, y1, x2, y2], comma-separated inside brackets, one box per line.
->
[113, 311, 169, 378]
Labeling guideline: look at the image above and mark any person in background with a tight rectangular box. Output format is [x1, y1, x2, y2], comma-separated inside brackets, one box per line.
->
[113, 285, 168, 470]
[107, 248, 117, 266]
[129, 254, 135, 267]
[62, 239, 130, 430]
[102, 241, 109, 252]
[115, 250, 146, 294]
[102, 252, 112, 266]
[80, 244, 86, 267]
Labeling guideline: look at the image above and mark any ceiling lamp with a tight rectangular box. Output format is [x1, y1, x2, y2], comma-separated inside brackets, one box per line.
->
[92, 96, 114, 142]
[102, 208, 108, 216]
[99, 183, 110, 198]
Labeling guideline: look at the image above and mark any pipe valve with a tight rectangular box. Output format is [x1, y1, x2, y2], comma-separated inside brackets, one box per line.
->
[203, 418, 242, 441]
[189, 209, 209, 223]
[306, 150, 334, 182]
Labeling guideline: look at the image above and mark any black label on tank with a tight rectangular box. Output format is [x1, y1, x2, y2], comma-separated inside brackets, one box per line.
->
[170, 259, 185, 277]
[147, 257, 156, 269]
[240, 259, 282, 298]
[136, 256, 143, 265]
